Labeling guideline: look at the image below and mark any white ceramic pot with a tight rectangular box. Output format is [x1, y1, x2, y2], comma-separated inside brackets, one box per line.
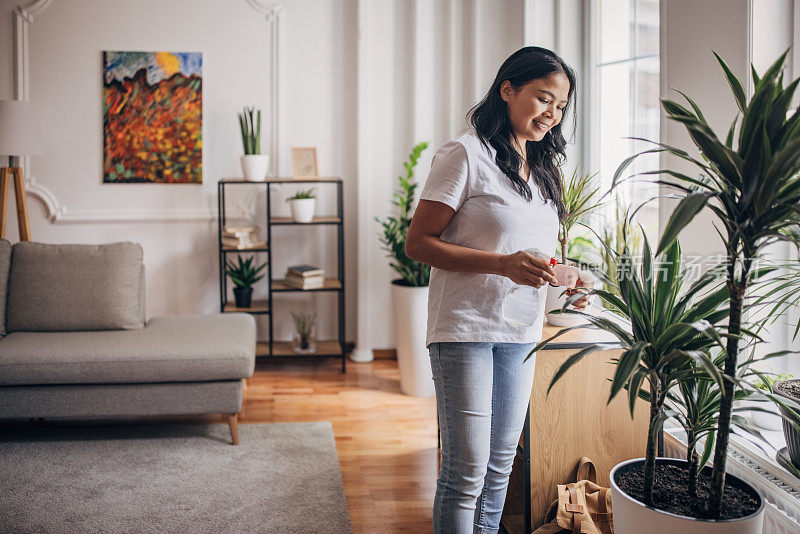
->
[748, 400, 783, 430]
[288, 198, 316, 223]
[241, 154, 270, 181]
[544, 285, 588, 327]
[391, 282, 434, 397]
[610, 458, 765, 534]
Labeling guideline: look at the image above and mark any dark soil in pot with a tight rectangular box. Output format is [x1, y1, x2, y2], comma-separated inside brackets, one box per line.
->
[614, 459, 761, 520]
[774, 379, 800, 466]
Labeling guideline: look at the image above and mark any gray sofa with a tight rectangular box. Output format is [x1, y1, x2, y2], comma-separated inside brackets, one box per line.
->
[0, 240, 255, 444]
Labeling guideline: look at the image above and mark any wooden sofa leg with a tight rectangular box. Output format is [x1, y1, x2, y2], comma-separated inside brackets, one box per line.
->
[226, 413, 239, 445]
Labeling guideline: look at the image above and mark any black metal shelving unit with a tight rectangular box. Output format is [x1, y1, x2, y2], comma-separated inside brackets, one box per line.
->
[217, 177, 346, 373]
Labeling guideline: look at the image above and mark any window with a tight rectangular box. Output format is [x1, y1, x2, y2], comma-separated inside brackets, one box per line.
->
[591, 0, 660, 241]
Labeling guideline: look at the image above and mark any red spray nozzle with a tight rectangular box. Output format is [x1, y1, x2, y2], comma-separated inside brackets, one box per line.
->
[549, 257, 558, 266]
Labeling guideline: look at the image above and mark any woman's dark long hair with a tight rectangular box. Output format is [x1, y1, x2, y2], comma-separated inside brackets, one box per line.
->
[468, 46, 576, 221]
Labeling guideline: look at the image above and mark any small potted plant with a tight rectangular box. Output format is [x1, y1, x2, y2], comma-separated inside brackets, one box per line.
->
[285, 188, 316, 223]
[225, 255, 266, 308]
[748, 370, 794, 431]
[291, 311, 316, 354]
[545, 167, 602, 326]
[376, 141, 432, 394]
[238, 106, 269, 181]
[773, 378, 800, 470]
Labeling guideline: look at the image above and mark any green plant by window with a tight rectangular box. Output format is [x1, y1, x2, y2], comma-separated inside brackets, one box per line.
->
[616, 50, 800, 518]
[286, 188, 317, 201]
[225, 255, 266, 288]
[238, 106, 262, 155]
[376, 141, 430, 287]
[752, 370, 795, 392]
[559, 168, 602, 263]
[529, 236, 732, 508]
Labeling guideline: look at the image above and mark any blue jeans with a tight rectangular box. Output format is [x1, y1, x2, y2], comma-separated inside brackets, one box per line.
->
[429, 342, 537, 534]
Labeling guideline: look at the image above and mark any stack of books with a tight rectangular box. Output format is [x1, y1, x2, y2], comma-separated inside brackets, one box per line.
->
[284, 264, 325, 289]
[221, 225, 266, 249]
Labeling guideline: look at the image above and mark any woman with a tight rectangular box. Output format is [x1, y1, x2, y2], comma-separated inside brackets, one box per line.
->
[405, 47, 590, 533]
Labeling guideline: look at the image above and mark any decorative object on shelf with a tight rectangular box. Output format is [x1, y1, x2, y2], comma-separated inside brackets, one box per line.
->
[0, 100, 44, 241]
[103, 51, 202, 183]
[291, 147, 318, 178]
[291, 311, 316, 354]
[239, 106, 269, 181]
[286, 188, 317, 223]
[221, 225, 264, 249]
[284, 264, 324, 289]
[376, 141, 432, 393]
[545, 168, 602, 327]
[225, 255, 266, 308]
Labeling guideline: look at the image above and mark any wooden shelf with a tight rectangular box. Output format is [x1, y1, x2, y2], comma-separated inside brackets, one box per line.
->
[271, 278, 342, 291]
[223, 300, 270, 314]
[220, 177, 342, 184]
[256, 341, 343, 357]
[221, 246, 268, 252]
[269, 216, 341, 225]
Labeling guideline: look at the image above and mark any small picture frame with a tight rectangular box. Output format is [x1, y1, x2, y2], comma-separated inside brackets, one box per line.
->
[291, 147, 319, 179]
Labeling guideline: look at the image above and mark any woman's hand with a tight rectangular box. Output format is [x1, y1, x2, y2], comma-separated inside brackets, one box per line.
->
[566, 271, 595, 310]
[500, 251, 558, 288]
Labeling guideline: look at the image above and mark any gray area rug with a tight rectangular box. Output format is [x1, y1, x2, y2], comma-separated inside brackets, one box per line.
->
[0, 422, 352, 534]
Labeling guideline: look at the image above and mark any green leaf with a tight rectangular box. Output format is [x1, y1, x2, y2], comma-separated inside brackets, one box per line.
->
[657, 192, 714, 254]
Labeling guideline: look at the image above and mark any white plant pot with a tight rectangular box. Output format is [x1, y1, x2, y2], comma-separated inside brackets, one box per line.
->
[610, 458, 765, 534]
[391, 282, 434, 397]
[544, 285, 588, 327]
[241, 154, 270, 181]
[288, 198, 316, 223]
[748, 401, 783, 431]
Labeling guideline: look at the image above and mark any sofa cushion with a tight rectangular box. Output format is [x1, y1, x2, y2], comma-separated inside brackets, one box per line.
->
[0, 314, 256, 386]
[7, 241, 145, 332]
[0, 239, 11, 337]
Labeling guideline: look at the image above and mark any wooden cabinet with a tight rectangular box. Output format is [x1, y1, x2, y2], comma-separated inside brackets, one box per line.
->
[501, 325, 649, 533]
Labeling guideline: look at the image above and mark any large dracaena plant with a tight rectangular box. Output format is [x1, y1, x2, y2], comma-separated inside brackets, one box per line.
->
[559, 168, 602, 263]
[613, 50, 800, 518]
[527, 234, 730, 507]
[376, 142, 431, 287]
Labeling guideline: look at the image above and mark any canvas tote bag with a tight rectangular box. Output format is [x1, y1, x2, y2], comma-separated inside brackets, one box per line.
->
[532, 457, 613, 534]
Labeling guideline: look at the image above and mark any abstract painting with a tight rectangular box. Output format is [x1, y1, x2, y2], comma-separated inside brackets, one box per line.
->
[103, 51, 202, 183]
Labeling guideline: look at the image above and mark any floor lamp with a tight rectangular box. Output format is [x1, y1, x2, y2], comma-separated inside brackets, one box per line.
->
[0, 100, 44, 241]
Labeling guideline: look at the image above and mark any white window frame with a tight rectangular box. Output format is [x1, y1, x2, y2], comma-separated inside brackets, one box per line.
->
[585, 0, 660, 236]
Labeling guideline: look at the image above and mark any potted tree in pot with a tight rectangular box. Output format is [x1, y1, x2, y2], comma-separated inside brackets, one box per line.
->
[376, 141, 432, 397]
[225, 255, 266, 308]
[532, 233, 767, 532]
[285, 188, 317, 223]
[589, 49, 800, 531]
[545, 168, 602, 327]
[238, 106, 269, 181]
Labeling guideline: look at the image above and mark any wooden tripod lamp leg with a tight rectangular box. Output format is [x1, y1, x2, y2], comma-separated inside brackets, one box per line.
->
[0, 167, 31, 241]
[11, 168, 30, 241]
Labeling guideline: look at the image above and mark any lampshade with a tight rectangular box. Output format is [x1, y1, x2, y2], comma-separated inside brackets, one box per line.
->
[0, 100, 45, 157]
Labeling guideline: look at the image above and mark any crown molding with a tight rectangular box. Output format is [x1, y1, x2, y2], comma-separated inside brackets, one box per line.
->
[12, 0, 283, 223]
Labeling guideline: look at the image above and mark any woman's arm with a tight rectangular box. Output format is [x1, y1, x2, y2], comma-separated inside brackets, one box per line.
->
[406, 199, 557, 288]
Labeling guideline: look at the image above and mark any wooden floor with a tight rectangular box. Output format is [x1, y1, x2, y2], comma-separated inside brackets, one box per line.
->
[242, 357, 439, 533]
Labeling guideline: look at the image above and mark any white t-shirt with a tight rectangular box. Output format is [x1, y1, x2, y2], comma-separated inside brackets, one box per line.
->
[419, 132, 560, 347]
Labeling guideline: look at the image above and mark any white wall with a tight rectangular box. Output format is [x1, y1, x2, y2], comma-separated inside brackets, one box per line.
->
[0, 0, 587, 354]
[0, 0, 358, 345]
